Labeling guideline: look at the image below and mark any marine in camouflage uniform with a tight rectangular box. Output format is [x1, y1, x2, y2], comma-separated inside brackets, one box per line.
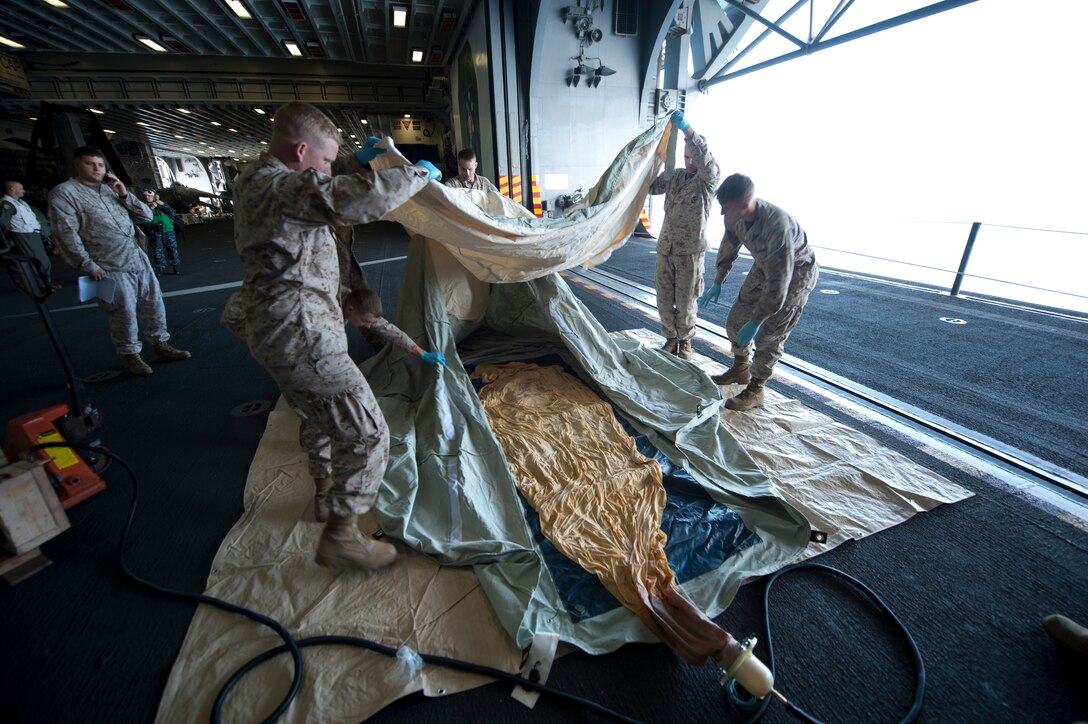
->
[444, 148, 498, 192]
[48, 147, 191, 376]
[648, 123, 721, 360]
[227, 152, 430, 523]
[710, 173, 819, 411]
[445, 173, 498, 192]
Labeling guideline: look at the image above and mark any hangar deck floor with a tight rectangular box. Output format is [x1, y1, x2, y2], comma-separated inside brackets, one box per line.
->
[1, 219, 1085, 723]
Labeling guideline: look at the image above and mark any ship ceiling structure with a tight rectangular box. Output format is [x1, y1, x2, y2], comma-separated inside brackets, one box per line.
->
[0, 1, 978, 160]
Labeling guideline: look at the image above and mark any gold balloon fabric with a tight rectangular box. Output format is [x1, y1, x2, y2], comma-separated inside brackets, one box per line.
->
[473, 362, 734, 664]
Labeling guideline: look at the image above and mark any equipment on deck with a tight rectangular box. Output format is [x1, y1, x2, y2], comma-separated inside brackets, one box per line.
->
[2, 253, 107, 509]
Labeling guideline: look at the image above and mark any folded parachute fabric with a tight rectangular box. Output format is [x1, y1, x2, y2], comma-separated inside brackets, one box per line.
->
[472, 361, 739, 665]
[369, 118, 673, 282]
[358, 121, 812, 656]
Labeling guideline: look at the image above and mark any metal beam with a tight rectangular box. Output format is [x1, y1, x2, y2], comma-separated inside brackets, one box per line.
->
[700, 0, 979, 89]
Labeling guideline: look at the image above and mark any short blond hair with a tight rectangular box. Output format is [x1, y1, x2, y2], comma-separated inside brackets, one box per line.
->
[271, 102, 339, 145]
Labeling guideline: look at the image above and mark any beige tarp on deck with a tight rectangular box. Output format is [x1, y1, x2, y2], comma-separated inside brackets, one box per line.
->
[155, 120, 971, 722]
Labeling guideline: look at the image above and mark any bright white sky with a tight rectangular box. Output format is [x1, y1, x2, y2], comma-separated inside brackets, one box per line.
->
[687, 0, 1088, 308]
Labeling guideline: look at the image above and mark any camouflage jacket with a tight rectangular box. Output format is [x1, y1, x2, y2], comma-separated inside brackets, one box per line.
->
[48, 179, 152, 274]
[232, 152, 429, 367]
[369, 317, 418, 354]
[445, 174, 498, 192]
[648, 133, 721, 255]
[716, 199, 818, 321]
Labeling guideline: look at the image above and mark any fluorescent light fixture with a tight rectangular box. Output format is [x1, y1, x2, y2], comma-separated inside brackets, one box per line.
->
[137, 36, 167, 52]
[403, 114, 411, 119]
[103, 129, 116, 134]
[260, 140, 268, 145]
[229, 128, 238, 132]
[392, 5, 407, 28]
[284, 41, 302, 56]
[44, 0, 70, 8]
[0, 36, 26, 49]
[410, 48, 423, 63]
[90, 108, 105, 114]
[336, 127, 342, 132]
[210, 121, 222, 126]
[176, 107, 192, 114]
[254, 108, 266, 114]
[360, 119, 368, 124]
[135, 121, 149, 126]
[225, 0, 251, 19]
[175, 135, 184, 139]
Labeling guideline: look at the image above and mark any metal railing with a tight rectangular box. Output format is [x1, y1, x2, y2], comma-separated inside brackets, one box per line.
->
[808, 221, 1088, 314]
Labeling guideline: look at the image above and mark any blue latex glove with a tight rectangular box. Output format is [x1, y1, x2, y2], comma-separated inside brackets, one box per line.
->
[421, 350, 446, 367]
[416, 160, 442, 182]
[734, 320, 761, 347]
[698, 282, 722, 306]
[355, 136, 386, 165]
[671, 110, 691, 133]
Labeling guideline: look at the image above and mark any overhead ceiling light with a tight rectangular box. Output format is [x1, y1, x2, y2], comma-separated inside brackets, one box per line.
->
[210, 121, 222, 126]
[349, 134, 356, 139]
[176, 107, 191, 114]
[229, 128, 238, 132]
[135, 121, 149, 126]
[254, 108, 266, 114]
[392, 5, 407, 28]
[136, 35, 167, 52]
[410, 48, 423, 63]
[44, 0, 70, 8]
[360, 119, 368, 124]
[175, 135, 184, 139]
[89, 108, 105, 114]
[225, 0, 251, 19]
[260, 140, 268, 145]
[0, 36, 26, 49]
[336, 127, 342, 132]
[283, 41, 302, 56]
[404, 114, 411, 119]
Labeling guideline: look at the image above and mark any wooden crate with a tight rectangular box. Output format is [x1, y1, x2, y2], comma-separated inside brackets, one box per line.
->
[0, 460, 71, 556]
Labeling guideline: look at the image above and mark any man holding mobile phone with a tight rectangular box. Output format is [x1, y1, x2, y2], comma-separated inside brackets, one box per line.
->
[48, 146, 192, 376]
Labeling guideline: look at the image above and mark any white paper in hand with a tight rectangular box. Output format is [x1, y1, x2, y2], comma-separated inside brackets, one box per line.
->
[78, 275, 117, 304]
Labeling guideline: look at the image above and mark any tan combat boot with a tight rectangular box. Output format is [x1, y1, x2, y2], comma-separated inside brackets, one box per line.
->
[660, 337, 678, 354]
[313, 477, 334, 523]
[725, 376, 767, 411]
[1044, 614, 1088, 657]
[125, 354, 152, 376]
[154, 341, 192, 361]
[676, 339, 694, 360]
[316, 514, 397, 571]
[712, 353, 751, 386]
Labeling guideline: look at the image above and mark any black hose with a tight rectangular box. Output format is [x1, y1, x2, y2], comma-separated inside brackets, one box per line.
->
[738, 560, 926, 723]
[30, 441, 640, 724]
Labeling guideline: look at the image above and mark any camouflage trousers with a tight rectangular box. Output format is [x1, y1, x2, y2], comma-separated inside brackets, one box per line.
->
[727, 260, 819, 379]
[96, 255, 171, 355]
[655, 251, 705, 341]
[269, 354, 390, 517]
[150, 229, 181, 271]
